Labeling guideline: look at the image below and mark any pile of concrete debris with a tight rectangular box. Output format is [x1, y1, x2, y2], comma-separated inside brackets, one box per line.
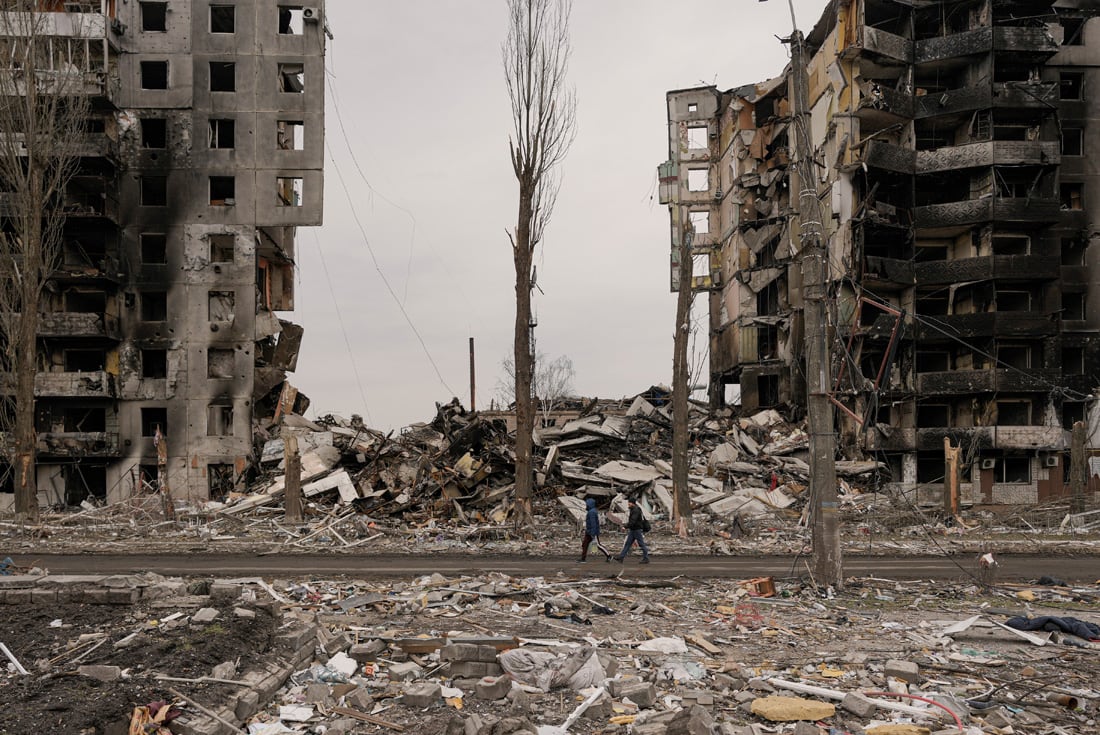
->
[215, 389, 884, 533]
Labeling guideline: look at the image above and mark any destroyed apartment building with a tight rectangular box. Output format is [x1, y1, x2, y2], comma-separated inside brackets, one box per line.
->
[661, 0, 1100, 505]
[0, 1, 326, 509]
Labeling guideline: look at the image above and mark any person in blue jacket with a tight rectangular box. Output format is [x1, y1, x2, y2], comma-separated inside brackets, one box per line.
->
[578, 498, 612, 563]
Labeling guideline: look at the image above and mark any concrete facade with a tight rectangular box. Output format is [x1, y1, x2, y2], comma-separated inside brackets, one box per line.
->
[2, 0, 325, 506]
[662, 0, 1100, 505]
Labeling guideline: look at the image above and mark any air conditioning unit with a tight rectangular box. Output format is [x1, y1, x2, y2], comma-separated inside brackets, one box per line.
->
[979, 458, 996, 470]
[302, 7, 321, 22]
[1043, 454, 1060, 468]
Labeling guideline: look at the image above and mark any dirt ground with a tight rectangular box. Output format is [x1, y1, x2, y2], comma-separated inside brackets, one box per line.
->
[0, 598, 277, 735]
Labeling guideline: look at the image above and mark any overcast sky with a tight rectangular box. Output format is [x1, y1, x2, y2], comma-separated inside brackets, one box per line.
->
[291, 0, 830, 430]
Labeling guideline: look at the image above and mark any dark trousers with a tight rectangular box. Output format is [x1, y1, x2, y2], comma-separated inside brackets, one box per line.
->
[581, 533, 610, 560]
[618, 529, 650, 559]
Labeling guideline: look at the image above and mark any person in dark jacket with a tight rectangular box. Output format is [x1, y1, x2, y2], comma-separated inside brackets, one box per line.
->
[578, 498, 612, 563]
[614, 497, 650, 564]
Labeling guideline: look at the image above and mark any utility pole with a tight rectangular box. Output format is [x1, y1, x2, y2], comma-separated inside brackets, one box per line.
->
[1070, 420, 1086, 514]
[788, 29, 843, 589]
[943, 437, 960, 517]
[469, 337, 476, 412]
[284, 431, 303, 523]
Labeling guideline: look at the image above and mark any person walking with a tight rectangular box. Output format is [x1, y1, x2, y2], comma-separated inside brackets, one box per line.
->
[614, 497, 651, 564]
[578, 498, 612, 563]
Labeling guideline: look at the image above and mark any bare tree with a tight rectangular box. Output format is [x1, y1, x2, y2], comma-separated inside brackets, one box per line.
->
[503, 0, 576, 530]
[0, 3, 93, 520]
[671, 212, 694, 536]
[495, 351, 576, 423]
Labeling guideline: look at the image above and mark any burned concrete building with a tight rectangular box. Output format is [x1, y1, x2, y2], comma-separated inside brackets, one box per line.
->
[1, 1, 325, 508]
[662, 0, 1100, 504]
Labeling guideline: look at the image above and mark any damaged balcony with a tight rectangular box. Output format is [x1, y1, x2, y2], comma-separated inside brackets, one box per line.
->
[914, 198, 1060, 231]
[915, 141, 1060, 174]
[914, 27, 1059, 65]
[37, 431, 121, 458]
[63, 175, 119, 222]
[38, 311, 120, 340]
[915, 368, 1058, 395]
[34, 370, 115, 398]
[914, 254, 1059, 286]
[915, 312, 1055, 341]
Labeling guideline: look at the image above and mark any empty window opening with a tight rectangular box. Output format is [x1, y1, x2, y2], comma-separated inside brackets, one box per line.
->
[915, 351, 949, 372]
[210, 4, 235, 33]
[140, 233, 167, 264]
[140, 291, 167, 321]
[207, 348, 235, 378]
[208, 463, 235, 501]
[64, 289, 105, 312]
[1061, 16, 1085, 45]
[1063, 346, 1085, 375]
[688, 210, 709, 235]
[140, 407, 168, 437]
[917, 403, 949, 426]
[1063, 292, 1086, 320]
[1062, 128, 1083, 156]
[687, 168, 708, 192]
[208, 291, 235, 322]
[997, 290, 1031, 311]
[64, 349, 105, 372]
[916, 454, 942, 483]
[993, 63, 1035, 84]
[209, 119, 235, 149]
[276, 176, 303, 206]
[140, 1, 167, 31]
[757, 325, 778, 360]
[1062, 238, 1085, 266]
[996, 456, 1031, 483]
[141, 118, 167, 148]
[209, 62, 235, 92]
[1063, 401, 1087, 430]
[756, 281, 779, 316]
[691, 254, 709, 281]
[277, 120, 304, 150]
[207, 404, 234, 436]
[992, 235, 1029, 256]
[142, 349, 167, 379]
[997, 401, 1031, 426]
[140, 176, 167, 206]
[997, 344, 1032, 370]
[60, 407, 106, 433]
[686, 126, 708, 150]
[278, 63, 304, 93]
[210, 234, 234, 262]
[687, 102, 698, 113]
[757, 374, 779, 407]
[140, 60, 168, 90]
[1060, 72, 1083, 100]
[64, 464, 106, 506]
[278, 6, 303, 34]
[1061, 183, 1084, 210]
[916, 292, 949, 316]
[209, 176, 235, 205]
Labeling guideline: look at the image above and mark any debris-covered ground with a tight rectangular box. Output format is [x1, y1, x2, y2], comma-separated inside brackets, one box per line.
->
[2, 569, 1100, 734]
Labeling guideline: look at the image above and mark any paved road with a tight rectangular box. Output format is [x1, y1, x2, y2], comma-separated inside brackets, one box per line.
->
[12, 553, 1096, 583]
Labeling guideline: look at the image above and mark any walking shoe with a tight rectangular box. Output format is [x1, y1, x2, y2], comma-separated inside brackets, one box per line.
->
[604, 554, 612, 563]
[613, 556, 624, 563]
[640, 557, 650, 564]
[577, 558, 587, 563]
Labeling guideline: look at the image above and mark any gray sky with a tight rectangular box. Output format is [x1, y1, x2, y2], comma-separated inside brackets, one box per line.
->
[292, 0, 830, 430]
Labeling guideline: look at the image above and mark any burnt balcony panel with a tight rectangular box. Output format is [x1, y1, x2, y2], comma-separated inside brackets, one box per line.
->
[992, 82, 1059, 112]
[34, 370, 116, 399]
[861, 140, 914, 174]
[914, 198, 1059, 229]
[916, 312, 1055, 341]
[915, 368, 1058, 395]
[915, 141, 1059, 174]
[913, 86, 992, 119]
[864, 426, 916, 452]
[38, 431, 121, 459]
[861, 26, 913, 63]
[915, 28, 993, 64]
[993, 27, 1060, 58]
[37, 311, 120, 340]
[915, 254, 1059, 286]
[863, 256, 915, 287]
[916, 427, 996, 452]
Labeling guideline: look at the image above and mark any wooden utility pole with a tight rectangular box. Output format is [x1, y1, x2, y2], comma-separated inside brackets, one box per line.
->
[154, 426, 174, 521]
[789, 30, 843, 589]
[943, 437, 960, 516]
[284, 432, 303, 523]
[1070, 420, 1086, 514]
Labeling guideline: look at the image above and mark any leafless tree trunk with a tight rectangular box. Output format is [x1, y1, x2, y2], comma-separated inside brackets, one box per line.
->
[0, 3, 92, 520]
[672, 211, 694, 537]
[503, 0, 576, 530]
